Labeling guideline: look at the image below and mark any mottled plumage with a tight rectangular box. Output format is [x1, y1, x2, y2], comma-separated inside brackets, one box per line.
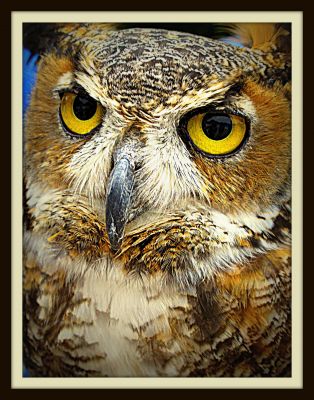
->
[23, 23, 291, 377]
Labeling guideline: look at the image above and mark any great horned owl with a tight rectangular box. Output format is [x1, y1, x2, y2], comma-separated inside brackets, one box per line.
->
[23, 23, 291, 377]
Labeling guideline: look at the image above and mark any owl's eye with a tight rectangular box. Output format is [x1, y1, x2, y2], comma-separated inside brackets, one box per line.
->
[185, 112, 247, 156]
[60, 92, 103, 136]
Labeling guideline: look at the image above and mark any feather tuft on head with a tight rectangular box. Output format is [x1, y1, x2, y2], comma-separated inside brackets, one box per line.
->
[229, 23, 291, 53]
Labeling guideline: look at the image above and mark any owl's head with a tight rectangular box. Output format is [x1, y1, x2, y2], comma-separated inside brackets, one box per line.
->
[24, 24, 291, 285]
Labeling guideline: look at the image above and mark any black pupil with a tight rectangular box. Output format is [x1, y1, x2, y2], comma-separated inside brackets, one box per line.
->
[73, 94, 97, 120]
[201, 113, 232, 140]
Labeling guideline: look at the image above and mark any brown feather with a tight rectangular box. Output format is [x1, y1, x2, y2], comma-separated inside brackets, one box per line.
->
[229, 23, 291, 53]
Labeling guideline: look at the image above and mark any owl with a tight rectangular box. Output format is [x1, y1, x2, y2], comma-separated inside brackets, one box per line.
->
[23, 23, 291, 377]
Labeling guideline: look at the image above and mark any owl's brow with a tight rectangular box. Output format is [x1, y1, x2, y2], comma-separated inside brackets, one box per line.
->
[178, 79, 245, 115]
[55, 81, 99, 103]
[69, 82, 91, 96]
[223, 80, 244, 98]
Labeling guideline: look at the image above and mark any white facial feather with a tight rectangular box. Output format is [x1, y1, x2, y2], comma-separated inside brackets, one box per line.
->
[137, 123, 208, 210]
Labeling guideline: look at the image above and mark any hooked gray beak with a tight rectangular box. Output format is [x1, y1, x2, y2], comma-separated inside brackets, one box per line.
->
[105, 155, 135, 252]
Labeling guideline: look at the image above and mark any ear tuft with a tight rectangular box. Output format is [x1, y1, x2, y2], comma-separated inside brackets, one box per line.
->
[23, 23, 118, 57]
[230, 23, 291, 53]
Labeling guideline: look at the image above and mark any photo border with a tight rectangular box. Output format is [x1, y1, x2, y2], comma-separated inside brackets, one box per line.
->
[4, 5, 305, 396]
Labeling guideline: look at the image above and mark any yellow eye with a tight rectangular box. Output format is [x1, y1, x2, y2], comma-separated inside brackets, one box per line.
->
[60, 92, 103, 135]
[186, 112, 247, 156]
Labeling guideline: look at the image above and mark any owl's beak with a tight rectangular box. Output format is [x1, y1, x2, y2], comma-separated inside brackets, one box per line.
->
[105, 155, 135, 252]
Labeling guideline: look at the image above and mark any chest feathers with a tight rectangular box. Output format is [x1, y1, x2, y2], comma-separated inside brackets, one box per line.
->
[23, 231, 291, 377]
